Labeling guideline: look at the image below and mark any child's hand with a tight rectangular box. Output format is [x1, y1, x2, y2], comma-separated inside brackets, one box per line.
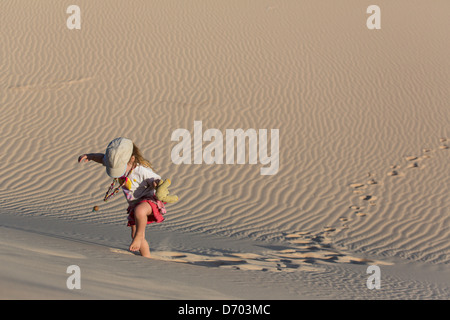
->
[78, 154, 89, 163]
[153, 179, 161, 189]
[145, 179, 160, 189]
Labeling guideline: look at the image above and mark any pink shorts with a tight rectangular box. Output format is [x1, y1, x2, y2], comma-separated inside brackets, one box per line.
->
[127, 198, 166, 227]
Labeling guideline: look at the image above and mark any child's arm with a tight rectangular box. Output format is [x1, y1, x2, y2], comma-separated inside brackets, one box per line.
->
[78, 153, 105, 165]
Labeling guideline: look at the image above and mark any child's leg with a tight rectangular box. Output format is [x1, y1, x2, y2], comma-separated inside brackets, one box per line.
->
[129, 202, 152, 257]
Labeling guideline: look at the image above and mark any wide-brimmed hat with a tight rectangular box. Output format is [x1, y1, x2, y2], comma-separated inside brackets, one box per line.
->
[104, 137, 133, 178]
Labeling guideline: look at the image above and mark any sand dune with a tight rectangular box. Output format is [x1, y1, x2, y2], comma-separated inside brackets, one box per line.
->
[1, 0, 449, 299]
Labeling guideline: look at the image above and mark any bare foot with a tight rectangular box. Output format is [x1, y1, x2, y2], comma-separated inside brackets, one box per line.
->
[141, 250, 151, 258]
[129, 237, 143, 252]
[139, 239, 151, 258]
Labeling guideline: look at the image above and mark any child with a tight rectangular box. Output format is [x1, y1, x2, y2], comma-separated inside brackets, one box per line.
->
[78, 137, 165, 258]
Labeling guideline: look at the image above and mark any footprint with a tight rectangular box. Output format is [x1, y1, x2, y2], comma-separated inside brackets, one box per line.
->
[284, 234, 302, 240]
[407, 162, 419, 169]
[359, 195, 376, 201]
[280, 226, 395, 268]
[230, 253, 263, 260]
[288, 238, 315, 245]
[350, 183, 365, 189]
[342, 137, 445, 261]
[110, 248, 135, 256]
[149, 251, 190, 263]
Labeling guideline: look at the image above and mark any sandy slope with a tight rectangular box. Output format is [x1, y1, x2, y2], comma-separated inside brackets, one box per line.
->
[0, 0, 449, 299]
[1, 213, 449, 300]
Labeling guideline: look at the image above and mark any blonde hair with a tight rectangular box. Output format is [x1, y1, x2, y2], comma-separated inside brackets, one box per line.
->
[130, 143, 155, 171]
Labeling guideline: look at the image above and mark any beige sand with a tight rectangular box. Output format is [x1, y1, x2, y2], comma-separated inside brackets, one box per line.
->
[0, 0, 449, 299]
